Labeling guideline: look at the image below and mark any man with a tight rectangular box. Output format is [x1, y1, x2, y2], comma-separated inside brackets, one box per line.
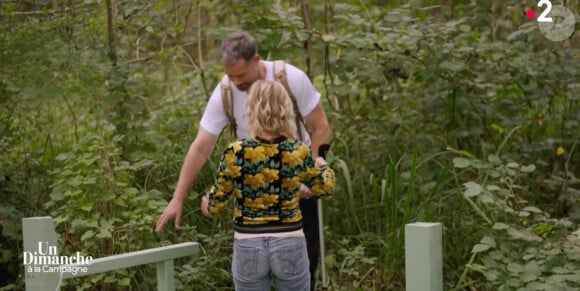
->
[155, 31, 331, 290]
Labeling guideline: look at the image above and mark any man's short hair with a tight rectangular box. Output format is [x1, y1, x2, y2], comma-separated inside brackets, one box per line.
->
[220, 32, 257, 66]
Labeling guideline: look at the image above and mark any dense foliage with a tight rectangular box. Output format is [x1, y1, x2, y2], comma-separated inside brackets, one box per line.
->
[1, 0, 579, 290]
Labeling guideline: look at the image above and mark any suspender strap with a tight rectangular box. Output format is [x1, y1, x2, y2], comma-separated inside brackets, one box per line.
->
[220, 75, 237, 139]
[273, 60, 304, 141]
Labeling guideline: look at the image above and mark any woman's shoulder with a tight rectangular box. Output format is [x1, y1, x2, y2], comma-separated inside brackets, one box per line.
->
[225, 138, 264, 152]
[225, 140, 249, 152]
[280, 138, 308, 150]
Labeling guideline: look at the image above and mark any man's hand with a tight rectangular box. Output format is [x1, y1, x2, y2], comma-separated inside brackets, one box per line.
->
[155, 198, 183, 232]
[299, 183, 313, 199]
[155, 128, 218, 232]
[200, 194, 211, 217]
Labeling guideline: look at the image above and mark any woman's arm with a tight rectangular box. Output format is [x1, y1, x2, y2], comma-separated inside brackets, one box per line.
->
[201, 142, 241, 216]
[301, 147, 335, 198]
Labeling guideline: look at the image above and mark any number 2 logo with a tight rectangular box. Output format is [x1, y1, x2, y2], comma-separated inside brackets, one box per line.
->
[537, 0, 553, 23]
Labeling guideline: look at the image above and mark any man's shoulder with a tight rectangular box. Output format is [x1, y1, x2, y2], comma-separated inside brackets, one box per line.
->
[281, 61, 305, 76]
[262, 60, 305, 76]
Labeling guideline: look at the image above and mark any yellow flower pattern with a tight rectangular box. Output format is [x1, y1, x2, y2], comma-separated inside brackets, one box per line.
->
[282, 151, 302, 167]
[262, 145, 279, 156]
[207, 138, 335, 229]
[244, 146, 266, 163]
[260, 168, 279, 183]
[243, 173, 266, 189]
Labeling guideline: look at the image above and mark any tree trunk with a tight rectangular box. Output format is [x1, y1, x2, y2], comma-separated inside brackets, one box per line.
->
[300, 0, 313, 80]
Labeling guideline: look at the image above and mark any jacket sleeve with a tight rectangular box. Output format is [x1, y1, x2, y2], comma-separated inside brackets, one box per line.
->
[300, 145, 335, 199]
[206, 142, 241, 213]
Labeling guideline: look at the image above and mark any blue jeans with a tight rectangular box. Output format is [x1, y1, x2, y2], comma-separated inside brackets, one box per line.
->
[232, 236, 310, 291]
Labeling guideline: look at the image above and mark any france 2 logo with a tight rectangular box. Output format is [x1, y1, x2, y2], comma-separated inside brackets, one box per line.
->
[534, 0, 576, 42]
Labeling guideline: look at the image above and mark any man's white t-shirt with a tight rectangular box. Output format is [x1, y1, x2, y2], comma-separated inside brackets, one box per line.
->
[199, 61, 320, 145]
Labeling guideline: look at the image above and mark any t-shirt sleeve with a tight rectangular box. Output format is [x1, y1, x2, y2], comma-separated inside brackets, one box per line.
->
[284, 63, 321, 118]
[199, 84, 228, 135]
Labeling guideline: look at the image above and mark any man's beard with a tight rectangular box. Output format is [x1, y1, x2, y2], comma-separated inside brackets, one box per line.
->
[236, 83, 251, 92]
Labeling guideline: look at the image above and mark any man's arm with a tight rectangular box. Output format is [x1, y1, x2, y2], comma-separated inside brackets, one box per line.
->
[172, 128, 218, 201]
[155, 127, 218, 231]
[305, 101, 331, 157]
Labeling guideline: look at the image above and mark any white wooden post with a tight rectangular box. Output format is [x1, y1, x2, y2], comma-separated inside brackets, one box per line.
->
[156, 260, 174, 291]
[22, 217, 61, 291]
[405, 222, 443, 291]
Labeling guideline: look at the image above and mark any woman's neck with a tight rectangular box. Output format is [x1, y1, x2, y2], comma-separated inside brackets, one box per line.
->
[257, 131, 284, 141]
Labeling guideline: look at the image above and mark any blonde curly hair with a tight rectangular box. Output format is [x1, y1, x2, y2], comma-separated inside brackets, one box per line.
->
[245, 80, 297, 139]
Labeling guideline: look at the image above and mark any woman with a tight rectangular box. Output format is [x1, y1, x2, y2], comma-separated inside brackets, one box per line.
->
[200, 80, 335, 291]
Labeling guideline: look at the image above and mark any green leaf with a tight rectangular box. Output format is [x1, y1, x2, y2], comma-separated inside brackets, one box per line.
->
[534, 224, 552, 235]
[507, 262, 524, 273]
[439, 60, 465, 72]
[463, 181, 483, 197]
[520, 271, 537, 282]
[552, 267, 570, 274]
[67, 177, 83, 187]
[493, 222, 509, 230]
[522, 206, 542, 214]
[56, 153, 69, 161]
[507, 29, 526, 41]
[453, 157, 471, 168]
[481, 256, 499, 268]
[70, 219, 84, 230]
[525, 260, 541, 276]
[523, 254, 536, 260]
[321, 34, 336, 42]
[484, 270, 500, 281]
[50, 191, 64, 201]
[98, 192, 116, 202]
[506, 162, 519, 168]
[80, 230, 94, 241]
[507, 227, 525, 239]
[80, 201, 93, 212]
[481, 236, 496, 248]
[118, 277, 130, 286]
[96, 229, 112, 239]
[563, 274, 580, 283]
[521, 165, 536, 173]
[472, 243, 490, 253]
[488, 154, 501, 164]
[133, 158, 153, 169]
[526, 282, 554, 290]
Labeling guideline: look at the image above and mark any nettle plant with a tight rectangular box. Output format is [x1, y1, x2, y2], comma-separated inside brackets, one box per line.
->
[450, 145, 580, 290]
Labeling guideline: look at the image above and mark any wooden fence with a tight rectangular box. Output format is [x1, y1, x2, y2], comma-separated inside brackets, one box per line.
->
[22, 217, 442, 290]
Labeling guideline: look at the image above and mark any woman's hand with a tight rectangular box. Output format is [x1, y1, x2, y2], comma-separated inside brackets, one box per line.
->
[200, 194, 211, 217]
[299, 184, 313, 199]
[315, 157, 328, 168]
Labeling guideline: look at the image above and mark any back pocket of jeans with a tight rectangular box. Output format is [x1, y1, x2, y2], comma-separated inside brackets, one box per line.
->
[235, 246, 259, 276]
[275, 243, 306, 275]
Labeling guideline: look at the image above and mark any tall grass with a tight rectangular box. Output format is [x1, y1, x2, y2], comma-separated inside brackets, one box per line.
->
[326, 144, 456, 287]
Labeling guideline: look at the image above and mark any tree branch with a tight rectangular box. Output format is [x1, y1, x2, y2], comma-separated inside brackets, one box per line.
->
[300, 0, 313, 80]
[196, 1, 208, 96]
[106, 0, 118, 66]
